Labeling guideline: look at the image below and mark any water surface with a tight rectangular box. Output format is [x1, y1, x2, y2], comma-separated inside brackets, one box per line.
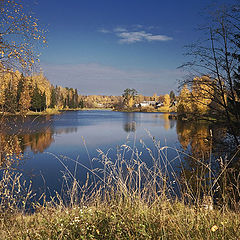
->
[0, 110, 226, 198]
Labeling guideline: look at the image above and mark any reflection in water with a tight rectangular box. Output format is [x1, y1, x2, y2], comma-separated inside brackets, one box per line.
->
[55, 127, 78, 135]
[0, 115, 78, 168]
[123, 112, 176, 132]
[123, 112, 136, 132]
[21, 129, 54, 153]
[0, 128, 55, 168]
[158, 113, 174, 130]
[176, 120, 214, 201]
[176, 120, 213, 157]
[175, 120, 240, 207]
[124, 122, 136, 132]
[0, 111, 239, 207]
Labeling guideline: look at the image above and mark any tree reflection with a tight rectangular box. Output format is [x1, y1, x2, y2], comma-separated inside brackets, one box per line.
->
[176, 120, 212, 157]
[21, 129, 54, 153]
[124, 122, 136, 132]
[123, 112, 136, 132]
[176, 119, 240, 208]
[0, 115, 78, 168]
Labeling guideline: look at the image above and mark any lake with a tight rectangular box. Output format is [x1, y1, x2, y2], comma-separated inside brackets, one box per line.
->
[0, 110, 232, 200]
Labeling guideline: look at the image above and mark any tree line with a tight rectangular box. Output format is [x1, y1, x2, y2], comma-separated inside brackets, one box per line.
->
[0, 70, 81, 113]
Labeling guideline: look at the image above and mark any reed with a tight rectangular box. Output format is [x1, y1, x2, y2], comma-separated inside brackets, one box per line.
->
[0, 138, 240, 239]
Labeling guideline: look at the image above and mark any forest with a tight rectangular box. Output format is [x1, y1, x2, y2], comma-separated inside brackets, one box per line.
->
[0, 70, 175, 113]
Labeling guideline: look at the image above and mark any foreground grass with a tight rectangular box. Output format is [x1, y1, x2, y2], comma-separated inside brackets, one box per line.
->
[1, 140, 240, 239]
[1, 199, 239, 240]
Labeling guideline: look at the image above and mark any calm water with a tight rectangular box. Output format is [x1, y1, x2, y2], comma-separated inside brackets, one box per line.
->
[1, 110, 225, 199]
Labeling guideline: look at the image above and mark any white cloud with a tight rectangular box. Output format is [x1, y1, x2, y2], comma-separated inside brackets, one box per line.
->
[41, 63, 183, 96]
[117, 31, 172, 44]
[98, 26, 173, 44]
[145, 35, 172, 41]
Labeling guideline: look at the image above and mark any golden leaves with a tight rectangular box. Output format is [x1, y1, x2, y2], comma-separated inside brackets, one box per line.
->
[0, 0, 47, 73]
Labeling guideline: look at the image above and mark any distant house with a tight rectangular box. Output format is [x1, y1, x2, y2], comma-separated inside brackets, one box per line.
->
[135, 101, 157, 108]
[156, 102, 164, 107]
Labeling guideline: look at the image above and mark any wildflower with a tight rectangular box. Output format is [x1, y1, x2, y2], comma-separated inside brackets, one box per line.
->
[211, 225, 218, 232]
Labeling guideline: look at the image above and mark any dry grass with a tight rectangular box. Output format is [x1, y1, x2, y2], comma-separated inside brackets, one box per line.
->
[0, 137, 240, 239]
[1, 199, 240, 239]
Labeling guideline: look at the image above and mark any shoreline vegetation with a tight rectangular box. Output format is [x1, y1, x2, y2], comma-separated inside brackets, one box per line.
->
[1, 143, 240, 239]
[0, 106, 177, 116]
[0, 107, 113, 116]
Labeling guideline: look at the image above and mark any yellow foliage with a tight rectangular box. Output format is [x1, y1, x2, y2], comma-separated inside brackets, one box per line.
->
[0, 0, 46, 73]
[177, 84, 192, 115]
[192, 76, 213, 114]
[177, 76, 214, 117]
[128, 97, 134, 108]
[164, 94, 171, 107]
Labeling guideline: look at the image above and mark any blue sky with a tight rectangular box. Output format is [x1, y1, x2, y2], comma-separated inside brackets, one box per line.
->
[32, 0, 237, 96]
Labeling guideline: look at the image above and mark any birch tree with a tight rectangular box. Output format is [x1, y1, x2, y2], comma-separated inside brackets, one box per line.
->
[0, 0, 46, 74]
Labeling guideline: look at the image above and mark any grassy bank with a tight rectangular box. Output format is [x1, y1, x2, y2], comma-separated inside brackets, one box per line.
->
[0, 107, 113, 117]
[0, 108, 61, 116]
[1, 197, 239, 239]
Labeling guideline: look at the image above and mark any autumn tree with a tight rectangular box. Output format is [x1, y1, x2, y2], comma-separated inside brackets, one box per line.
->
[191, 76, 214, 115]
[152, 93, 158, 101]
[163, 94, 171, 107]
[179, 4, 240, 143]
[18, 83, 31, 112]
[177, 84, 192, 118]
[0, 0, 46, 74]
[122, 88, 138, 108]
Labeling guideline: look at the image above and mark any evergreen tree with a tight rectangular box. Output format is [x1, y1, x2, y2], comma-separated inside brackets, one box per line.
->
[16, 73, 24, 110]
[73, 89, 78, 108]
[169, 90, 176, 102]
[50, 87, 57, 108]
[69, 92, 75, 108]
[66, 92, 70, 108]
[79, 99, 84, 108]
[31, 84, 42, 111]
[4, 82, 17, 113]
[64, 98, 67, 108]
[41, 92, 46, 111]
